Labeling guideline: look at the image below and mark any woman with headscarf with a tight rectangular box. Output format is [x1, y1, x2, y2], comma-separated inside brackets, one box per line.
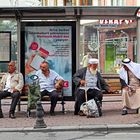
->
[119, 58, 140, 115]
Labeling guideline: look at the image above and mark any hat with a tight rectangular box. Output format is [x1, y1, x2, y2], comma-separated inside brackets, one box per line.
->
[88, 58, 99, 64]
[122, 58, 131, 64]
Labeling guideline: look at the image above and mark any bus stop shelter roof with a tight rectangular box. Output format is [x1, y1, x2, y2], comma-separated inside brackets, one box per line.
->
[0, 6, 139, 20]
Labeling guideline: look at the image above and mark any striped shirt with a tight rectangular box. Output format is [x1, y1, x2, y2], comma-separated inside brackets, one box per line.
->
[36, 69, 63, 92]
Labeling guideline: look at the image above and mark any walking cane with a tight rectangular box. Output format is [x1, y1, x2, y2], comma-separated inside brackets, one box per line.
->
[84, 83, 90, 117]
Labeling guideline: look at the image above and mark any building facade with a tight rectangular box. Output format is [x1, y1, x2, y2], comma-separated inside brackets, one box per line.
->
[41, 0, 139, 6]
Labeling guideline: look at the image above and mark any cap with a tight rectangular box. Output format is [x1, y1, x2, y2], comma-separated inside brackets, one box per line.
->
[122, 58, 131, 64]
[88, 58, 99, 64]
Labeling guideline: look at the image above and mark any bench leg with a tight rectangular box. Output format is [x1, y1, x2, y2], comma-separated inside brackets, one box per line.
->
[61, 90, 65, 113]
[61, 99, 65, 113]
[17, 100, 21, 112]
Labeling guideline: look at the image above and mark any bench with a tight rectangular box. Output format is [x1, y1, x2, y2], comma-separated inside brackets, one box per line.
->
[0, 73, 65, 113]
[105, 79, 122, 94]
[2, 87, 65, 114]
[18, 92, 65, 113]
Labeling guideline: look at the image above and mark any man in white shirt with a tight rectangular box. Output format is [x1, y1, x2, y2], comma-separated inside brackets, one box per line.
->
[0, 61, 24, 119]
[36, 61, 64, 116]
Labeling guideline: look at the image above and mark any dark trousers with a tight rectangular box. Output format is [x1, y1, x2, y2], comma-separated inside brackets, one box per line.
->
[0, 91, 20, 114]
[75, 88, 103, 114]
[41, 90, 59, 112]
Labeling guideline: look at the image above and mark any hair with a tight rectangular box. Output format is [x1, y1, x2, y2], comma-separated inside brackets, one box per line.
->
[41, 61, 49, 65]
[9, 61, 16, 67]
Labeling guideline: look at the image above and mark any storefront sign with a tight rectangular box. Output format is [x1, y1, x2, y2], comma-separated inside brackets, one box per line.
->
[99, 19, 134, 25]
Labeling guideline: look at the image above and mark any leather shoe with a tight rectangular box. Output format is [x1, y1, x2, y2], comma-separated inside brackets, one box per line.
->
[9, 113, 16, 119]
[50, 111, 55, 116]
[0, 113, 4, 118]
[122, 110, 128, 115]
[98, 108, 102, 116]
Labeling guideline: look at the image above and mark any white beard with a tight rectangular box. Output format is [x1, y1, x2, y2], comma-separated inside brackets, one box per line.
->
[89, 68, 97, 75]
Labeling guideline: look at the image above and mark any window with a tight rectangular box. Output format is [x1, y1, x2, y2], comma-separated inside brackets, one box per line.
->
[80, 0, 92, 5]
[111, 0, 125, 6]
[0, 32, 11, 62]
[80, 19, 136, 74]
[65, 0, 72, 6]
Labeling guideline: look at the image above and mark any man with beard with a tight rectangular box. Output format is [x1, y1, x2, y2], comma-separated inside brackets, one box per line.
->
[73, 58, 111, 116]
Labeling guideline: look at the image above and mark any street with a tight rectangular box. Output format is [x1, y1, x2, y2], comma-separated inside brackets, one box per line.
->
[0, 131, 140, 140]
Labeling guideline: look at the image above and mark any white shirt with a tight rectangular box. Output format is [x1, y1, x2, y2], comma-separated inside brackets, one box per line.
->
[36, 69, 63, 92]
[4, 73, 12, 92]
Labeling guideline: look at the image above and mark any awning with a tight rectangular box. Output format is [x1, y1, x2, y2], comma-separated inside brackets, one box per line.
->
[0, 6, 139, 20]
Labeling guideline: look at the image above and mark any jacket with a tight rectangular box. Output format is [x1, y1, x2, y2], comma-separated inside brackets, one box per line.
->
[73, 67, 109, 92]
[0, 72, 24, 93]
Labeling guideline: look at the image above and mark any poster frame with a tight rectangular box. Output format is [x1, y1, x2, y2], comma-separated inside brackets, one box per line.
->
[20, 21, 76, 100]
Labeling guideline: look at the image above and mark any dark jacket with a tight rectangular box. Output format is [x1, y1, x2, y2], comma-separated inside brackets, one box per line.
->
[73, 67, 109, 92]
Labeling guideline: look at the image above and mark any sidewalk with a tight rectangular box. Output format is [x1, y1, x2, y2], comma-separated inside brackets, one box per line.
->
[0, 95, 140, 131]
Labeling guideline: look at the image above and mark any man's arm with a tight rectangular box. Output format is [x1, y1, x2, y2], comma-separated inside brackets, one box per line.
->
[98, 72, 111, 92]
[73, 68, 86, 87]
[14, 73, 24, 92]
[0, 74, 6, 91]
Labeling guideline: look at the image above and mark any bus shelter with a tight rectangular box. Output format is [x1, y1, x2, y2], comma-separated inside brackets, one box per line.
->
[0, 6, 139, 99]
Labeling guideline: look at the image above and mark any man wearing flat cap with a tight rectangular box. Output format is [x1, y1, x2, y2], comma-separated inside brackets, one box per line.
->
[119, 58, 140, 115]
[73, 58, 111, 116]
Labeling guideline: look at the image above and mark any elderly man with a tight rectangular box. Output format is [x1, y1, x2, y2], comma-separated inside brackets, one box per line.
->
[73, 58, 110, 116]
[119, 58, 140, 115]
[0, 61, 24, 119]
[36, 61, 64, 116]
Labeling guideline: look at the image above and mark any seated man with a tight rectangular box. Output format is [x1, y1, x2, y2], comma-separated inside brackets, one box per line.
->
[73, 58, 110, 116]
[0, 61, 24, 119]
[36, 61, 64, 116]
[119, 58, 140, 115]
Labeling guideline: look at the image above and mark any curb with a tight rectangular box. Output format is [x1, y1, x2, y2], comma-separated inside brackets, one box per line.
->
[0, 124, 140, 133]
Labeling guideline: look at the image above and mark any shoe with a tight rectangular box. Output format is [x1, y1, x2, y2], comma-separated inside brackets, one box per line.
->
[136, 108, 140, 114]
[98, 108, 102, 116]
[50, 111, 55, 116]
[27, 109, 31, 118]
[121, 110, 128, 115]
[74, 111, 78, 115]
[0, 113, 4, 118]
[9, 113, 16, 119]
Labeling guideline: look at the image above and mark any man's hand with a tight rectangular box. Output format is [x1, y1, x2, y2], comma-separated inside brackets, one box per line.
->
[80, 80, 86, 86]
[11, 88, 18, 93]
[55, 80, 64, 91]
[123, 86, 129, 91]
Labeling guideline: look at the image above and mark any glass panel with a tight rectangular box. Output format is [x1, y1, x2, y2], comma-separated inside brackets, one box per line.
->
[87, 0, 92, 5]
[80, 19, 136, 74]
[0, 20, 17, 72]
[66, 0, 72, 6]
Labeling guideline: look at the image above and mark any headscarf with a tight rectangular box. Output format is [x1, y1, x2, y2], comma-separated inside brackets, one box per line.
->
[119, 58, 140, 84]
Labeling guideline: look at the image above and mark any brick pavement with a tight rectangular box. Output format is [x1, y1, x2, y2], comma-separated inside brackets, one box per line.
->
[0, 95, 140, 128]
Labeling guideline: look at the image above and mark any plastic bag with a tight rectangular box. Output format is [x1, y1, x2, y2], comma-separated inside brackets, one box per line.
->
[80, 99, 99, 118]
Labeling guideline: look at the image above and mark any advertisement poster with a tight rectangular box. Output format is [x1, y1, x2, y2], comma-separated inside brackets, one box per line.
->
[24, 26, 72, 96]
